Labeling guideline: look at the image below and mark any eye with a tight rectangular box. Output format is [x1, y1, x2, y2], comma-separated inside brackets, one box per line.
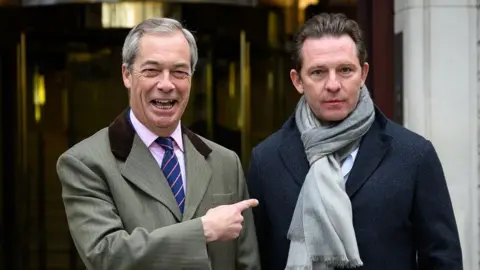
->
[340, 67, 353, 74]
[311, 69, 325, 76]
[172, 71, 190, 79]
[142, 69, 159, 77]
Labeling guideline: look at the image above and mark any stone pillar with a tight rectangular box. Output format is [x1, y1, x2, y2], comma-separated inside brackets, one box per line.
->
[394, 0, 478, 268]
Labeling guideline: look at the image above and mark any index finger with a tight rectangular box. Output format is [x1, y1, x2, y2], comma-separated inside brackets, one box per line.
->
[233, 199, 259, 212]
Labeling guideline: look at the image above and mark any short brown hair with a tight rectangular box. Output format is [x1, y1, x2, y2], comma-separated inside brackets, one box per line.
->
[292, 13, 367, 71]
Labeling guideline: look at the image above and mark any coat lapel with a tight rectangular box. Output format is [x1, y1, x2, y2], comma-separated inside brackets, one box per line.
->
[277, 110, 392, 197]
[181, 135, 212, 221]
[121, 136, 182, 221]
[346, 111, 392, 197]
[108, 108, 213, 222]
[278, 116, 310, 187]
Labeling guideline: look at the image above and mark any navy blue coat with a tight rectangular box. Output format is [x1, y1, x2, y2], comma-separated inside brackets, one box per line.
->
[247, 109, 462, 270]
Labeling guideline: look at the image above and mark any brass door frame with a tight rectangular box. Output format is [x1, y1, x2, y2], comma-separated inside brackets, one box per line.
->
[16, 32, 27, 178]
[240, 30, 251, 166]
[14, 31, 30, 270]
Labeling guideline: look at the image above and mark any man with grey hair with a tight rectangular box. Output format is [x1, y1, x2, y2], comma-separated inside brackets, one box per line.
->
[57, 17, 260, 270]
[247, 13, 462, 270]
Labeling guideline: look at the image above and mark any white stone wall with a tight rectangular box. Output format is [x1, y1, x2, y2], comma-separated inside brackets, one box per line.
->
[395, 0, 479, 268]
[477, 2, 480, 267]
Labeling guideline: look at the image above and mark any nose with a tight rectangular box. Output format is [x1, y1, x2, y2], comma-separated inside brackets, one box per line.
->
[156, 71, 175, 92]
[325, 70, 341, 92]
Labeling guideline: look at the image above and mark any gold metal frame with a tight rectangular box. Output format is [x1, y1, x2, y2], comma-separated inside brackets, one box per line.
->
[16, 32, 27, 173]
[240, 30, 251, 165]
[205, 52, 214, 139]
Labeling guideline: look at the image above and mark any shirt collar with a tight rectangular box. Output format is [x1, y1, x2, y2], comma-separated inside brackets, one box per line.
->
[341, 147, 359, 177]
[129, 109, 184, 152]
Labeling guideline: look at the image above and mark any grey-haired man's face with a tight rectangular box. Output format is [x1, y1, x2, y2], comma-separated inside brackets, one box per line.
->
[122, 32, 192, 136]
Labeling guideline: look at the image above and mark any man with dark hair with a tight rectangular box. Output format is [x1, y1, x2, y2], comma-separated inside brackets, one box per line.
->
[247, 13, 462, 270]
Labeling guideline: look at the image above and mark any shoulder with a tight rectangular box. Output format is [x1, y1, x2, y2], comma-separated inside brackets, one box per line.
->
[384, 119, 431, 152]
[251, 116, 300, 162]
[380, 118, 439, 169]
[194, 134, 241, 163]
[58, 128, 112, 165]
[253, 128, 291, 157]
[55, 128, 117, 188]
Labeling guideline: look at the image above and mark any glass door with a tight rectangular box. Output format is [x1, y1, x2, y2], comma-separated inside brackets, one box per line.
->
[5, 25, 131, 269]
[182, 3, 289, 166]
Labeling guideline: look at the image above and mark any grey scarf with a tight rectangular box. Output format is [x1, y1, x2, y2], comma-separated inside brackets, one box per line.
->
[286, 87, 375, 270]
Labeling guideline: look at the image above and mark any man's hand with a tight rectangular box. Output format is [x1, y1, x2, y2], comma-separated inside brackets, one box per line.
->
[201, 199, 259, 243]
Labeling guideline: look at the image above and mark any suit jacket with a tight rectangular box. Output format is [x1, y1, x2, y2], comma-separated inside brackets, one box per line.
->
[247, 109, 462, 270]
[56, 109, 260, 270]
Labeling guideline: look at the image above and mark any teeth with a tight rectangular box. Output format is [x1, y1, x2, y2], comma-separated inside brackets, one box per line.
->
[152, 100, 174, 109]
[155, 100, 174, 104]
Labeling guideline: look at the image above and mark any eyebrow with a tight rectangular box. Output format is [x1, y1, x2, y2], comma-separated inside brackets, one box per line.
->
[140, 60, 161, 68]
[172, 63, 190, 70]
[306, 65, 327, 72]
[309, 62, 356, 69]
[140, 60, 190, 70]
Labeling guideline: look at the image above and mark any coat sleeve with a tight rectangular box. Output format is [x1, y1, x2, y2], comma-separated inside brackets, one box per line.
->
[57, 152, 210, 270]
[233, 152, 262, 270]
[413, 140, 463, 269]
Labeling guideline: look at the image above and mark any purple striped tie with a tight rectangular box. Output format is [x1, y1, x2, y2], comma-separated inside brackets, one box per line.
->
[155, 137, 185, 213]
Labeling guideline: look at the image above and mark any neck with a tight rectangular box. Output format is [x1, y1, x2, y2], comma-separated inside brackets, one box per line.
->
[130, 108, 179, 138]
[317, 118, 342, 127]
[151, 125, 178, 138]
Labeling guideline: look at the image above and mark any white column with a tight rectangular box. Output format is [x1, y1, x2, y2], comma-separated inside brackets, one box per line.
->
[395, 0, 478, 268]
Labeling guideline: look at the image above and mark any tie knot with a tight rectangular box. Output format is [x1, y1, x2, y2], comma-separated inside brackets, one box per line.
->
[156, 137, 174, 151]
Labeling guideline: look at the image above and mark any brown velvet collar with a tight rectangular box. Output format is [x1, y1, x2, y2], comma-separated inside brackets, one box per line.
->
[108, 108, 212, 161]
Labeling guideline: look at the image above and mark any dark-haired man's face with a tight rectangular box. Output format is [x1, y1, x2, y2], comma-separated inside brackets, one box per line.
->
[290, 35, 368, 122]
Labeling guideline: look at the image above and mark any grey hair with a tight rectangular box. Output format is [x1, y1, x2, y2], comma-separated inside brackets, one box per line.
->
[122, 17, 198, 74]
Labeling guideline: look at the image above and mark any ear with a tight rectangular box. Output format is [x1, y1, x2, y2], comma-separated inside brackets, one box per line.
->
[290, 69, 304, 94]
[360, 62, 369, 86]
[122, 64, 132, 89]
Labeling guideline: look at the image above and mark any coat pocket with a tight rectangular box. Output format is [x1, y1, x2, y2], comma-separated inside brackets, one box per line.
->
[211, 192, 236, 206]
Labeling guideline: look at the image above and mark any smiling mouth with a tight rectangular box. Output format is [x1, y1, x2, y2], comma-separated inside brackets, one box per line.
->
[151, 99, 177, 110]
